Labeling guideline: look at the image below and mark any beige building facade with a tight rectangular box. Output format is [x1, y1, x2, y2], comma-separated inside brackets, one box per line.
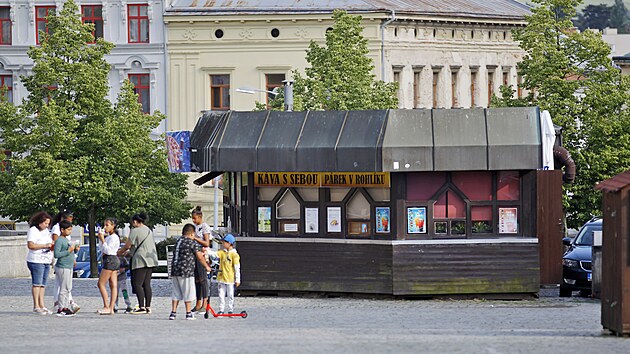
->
[164, 1, 530, 130]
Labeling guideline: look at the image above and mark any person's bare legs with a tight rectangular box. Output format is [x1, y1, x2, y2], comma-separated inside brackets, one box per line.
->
[98, 269, 113, 312]
[171, 300, 179, 313]
[185, 301, 192, 313]
[31, 287, 38, 309]
[37, 286, 45, 309]
[109, 271, 118, 311]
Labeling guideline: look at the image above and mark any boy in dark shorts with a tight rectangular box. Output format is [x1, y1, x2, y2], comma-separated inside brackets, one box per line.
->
[170, 224, 211, 320]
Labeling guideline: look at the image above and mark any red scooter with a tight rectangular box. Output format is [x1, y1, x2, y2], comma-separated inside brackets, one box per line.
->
[204, 259, 247, 319]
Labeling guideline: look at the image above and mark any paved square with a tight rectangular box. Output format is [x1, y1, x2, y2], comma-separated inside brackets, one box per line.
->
[0, 278, 628, 353]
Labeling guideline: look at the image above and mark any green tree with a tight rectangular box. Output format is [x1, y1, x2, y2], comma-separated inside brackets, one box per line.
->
[262, 10, 398, 111]
[493, 0, 630, 228]
[610, 0, 630, 33]
[574, 4, 612, 31]
[0, 0, 190, 276]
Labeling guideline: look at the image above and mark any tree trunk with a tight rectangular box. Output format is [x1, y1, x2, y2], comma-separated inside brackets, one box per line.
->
[88, 203, 98, 278]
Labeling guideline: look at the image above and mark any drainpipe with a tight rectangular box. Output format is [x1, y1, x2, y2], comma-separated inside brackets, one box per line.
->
[553, 145, 576, 184]
[380, 10, 396, 81]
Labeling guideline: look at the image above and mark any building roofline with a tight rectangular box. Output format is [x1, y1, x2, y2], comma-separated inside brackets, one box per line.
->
[164, 9, 528, 24]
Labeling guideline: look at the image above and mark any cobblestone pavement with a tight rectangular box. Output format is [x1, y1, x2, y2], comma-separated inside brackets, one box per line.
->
[0, 278, 628, 353]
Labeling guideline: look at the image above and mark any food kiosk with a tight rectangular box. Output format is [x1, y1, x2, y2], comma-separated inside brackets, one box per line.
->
[189, 107, 561, 297]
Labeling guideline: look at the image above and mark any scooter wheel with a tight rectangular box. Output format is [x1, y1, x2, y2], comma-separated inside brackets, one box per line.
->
[240, 311, 247, 318]
[204, 312, 209, 319]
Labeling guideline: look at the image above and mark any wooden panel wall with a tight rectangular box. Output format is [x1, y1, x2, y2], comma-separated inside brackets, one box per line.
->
[601, 188, 630, 335]
[237, 240, 393, 294]
[392, 242, 540, 295]
[237, 239, 539, 297]
[536, 170, 563, 285]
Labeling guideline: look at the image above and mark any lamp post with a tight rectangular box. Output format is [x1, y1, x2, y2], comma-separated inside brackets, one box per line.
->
[283, 80, 294, 112]
[236, 80, 294, 111]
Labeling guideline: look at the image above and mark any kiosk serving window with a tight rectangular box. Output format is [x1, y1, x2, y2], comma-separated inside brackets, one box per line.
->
[247, 171, 522, 239]
[405, 171, 522, 238]
[252, 172, 391, 239]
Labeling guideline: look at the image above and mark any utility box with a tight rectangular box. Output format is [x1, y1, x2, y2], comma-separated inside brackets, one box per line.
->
[592, 230, 603, 299]
[595, 170, 630, 336]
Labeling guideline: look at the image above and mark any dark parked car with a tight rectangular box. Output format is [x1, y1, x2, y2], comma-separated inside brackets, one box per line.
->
[73, 245, 102, 278]
[73, 244, 130, 278]
[560, 217, 602, 297]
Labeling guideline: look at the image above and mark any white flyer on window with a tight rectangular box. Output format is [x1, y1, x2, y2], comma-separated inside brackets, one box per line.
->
[327, 207, 341, 233]
[305, 207, 319, 233]
[499, 207, 518, 234]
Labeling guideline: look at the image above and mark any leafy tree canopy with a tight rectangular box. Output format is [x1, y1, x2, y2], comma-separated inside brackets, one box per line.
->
[260, 10, 398, 111]
[0, 0, 190, 273]
[492, 0, 630, 228]
[609, 0, 630, 33]
[575, 4, 612, 31]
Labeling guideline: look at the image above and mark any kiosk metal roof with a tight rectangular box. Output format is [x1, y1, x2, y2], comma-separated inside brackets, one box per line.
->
[433, 108, 488, 171]
[189, 108, 542, 174]
[296, 111, 347, 171]
[381, 109, 433, 171]
[486, 106, 540, 170]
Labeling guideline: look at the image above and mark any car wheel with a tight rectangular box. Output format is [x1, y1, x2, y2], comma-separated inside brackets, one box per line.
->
[559, 287, 572, 297]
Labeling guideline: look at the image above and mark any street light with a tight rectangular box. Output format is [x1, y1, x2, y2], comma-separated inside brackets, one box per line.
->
[236, 87, 279, 96]
[236, 80, 294, 111]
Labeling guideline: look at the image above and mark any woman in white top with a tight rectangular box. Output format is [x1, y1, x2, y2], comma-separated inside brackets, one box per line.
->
[97, 217, 120, 315]
[26, 211, 53, 315]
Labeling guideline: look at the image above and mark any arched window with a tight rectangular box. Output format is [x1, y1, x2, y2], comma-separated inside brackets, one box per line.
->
[346, 190, 372, 236]
[276, 189, 300, 234]
[128, 60, 151, 114]
[433, 189, 466, 236]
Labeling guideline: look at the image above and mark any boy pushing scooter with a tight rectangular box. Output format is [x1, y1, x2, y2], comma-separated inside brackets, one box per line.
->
[205, 234, 247, 318]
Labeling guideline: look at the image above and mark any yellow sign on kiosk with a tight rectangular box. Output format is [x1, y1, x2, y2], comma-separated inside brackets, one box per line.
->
[254, 172, 390, 188]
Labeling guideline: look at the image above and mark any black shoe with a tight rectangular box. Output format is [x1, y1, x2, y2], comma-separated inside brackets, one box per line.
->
[130, 308, 148, 315]
[169, 312, 176, 320]
[186, 312, 195, 320]
[125, 307, 133, 314]
[56, 308, 75, 317]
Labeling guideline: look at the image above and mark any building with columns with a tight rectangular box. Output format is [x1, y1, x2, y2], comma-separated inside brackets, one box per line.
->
[164, 0, 530, 132]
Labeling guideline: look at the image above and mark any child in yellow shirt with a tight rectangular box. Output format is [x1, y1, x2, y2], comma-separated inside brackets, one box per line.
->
[210, 234, 240, 315]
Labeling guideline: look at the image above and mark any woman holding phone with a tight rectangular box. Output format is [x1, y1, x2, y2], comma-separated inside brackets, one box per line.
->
[97, 218, 120, 315]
